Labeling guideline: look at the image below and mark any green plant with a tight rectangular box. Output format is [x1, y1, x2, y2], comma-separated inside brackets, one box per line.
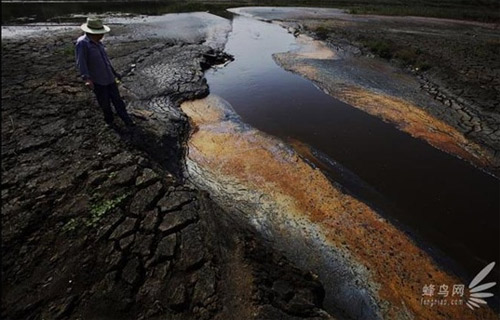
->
[62, 193, 129, 232]
[60, 44, 75, 57]
[62, 218, 78, 233]
[394, 48, 419, 66]
[86, 194, 128, 227]
[366, 40, 394, 59]
[313, 26, 330, 40]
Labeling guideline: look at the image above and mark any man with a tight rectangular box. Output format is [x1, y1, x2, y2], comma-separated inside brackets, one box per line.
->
[75, 17, 135, 127]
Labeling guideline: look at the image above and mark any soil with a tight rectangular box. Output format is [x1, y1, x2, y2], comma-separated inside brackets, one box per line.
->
[1, 23, 333, 320]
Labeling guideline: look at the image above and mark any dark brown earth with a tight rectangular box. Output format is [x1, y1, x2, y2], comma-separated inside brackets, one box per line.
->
[1, 29, 334, 319]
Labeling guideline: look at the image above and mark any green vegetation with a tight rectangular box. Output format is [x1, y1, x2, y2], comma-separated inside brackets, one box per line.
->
[365, 39, 394, 59]
[62, 218, 79, 233]
[59, 44, 75, 57]
[87, 194, 128, 227]
[311, 22, 434, 71]
[314, 26, 330, 40]
[359, 38, 432, 70]
[62, 193, 129, 233]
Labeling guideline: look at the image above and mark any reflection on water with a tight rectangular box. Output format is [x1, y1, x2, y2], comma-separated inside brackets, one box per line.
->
[206, 15, 499, 284]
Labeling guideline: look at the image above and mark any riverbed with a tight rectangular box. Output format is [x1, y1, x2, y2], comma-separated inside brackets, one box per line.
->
[203, 11, 499, 286]
[182, 11, 499, 319]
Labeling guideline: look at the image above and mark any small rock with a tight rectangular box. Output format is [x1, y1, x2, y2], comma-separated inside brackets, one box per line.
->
[155, 262, 171, 279]
[129, 182, 164, 215]
[109, 152, 134, 167]
[119, 234, 135, 251]
[132, 234, 154, 257]
[155, 233, 176, 259]
[122, 257, 141, 285]
[54, 295, 77, 319]
[86, 171, 108, 187]
[106, 250, 122, 271]
[179, 224, 204, 269]
[141, 210, 158, 232]
[135, 168, 159, 187]
[158, 208, 196, 233]
[110, 217, 137, 240]
[167, 282, 187, 310]
[97, 213, 123, 240]
[157, 191, 195, 213]
[113, 165, 137, 185]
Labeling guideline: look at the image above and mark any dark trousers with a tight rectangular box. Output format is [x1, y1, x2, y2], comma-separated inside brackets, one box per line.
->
[93, 82, 133, 125]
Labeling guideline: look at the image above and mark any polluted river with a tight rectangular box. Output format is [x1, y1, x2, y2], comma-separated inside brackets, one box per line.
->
[2, 5, 499, 319]
[181, 12, 499, 319]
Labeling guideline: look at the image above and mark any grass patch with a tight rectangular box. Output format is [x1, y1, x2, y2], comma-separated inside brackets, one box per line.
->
[394, 48, 432, 71]
[365, 39, 394, 59]
[62, 193, 129, 233]
[62, 218, 79, 233]
[86, 193, 128, 227]
[394, 48, 419, 65]
[58, 44, 75, 57]
[359, 38, 432, 70]
[313, 26, 331, 40]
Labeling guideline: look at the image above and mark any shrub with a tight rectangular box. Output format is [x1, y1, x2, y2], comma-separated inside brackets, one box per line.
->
[366, 40, 394, 59]
[314, 26, 330, 40]
[394, 48, 419, 65]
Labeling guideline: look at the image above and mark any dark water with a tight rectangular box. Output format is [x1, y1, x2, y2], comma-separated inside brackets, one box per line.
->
[206, 14, 500, 292]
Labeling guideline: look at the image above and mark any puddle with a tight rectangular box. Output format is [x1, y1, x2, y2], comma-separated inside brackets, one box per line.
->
[202, 13, 499, 303]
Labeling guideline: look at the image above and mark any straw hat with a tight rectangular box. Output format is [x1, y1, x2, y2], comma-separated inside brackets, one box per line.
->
[80, 17, 110, 34]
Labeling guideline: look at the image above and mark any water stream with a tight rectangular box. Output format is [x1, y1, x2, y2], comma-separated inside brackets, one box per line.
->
[205, 14, 499, 282]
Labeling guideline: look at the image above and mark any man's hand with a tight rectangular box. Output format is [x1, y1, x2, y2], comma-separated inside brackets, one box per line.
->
[115, 72, 123, 82]
[85, 80, 94, 90]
